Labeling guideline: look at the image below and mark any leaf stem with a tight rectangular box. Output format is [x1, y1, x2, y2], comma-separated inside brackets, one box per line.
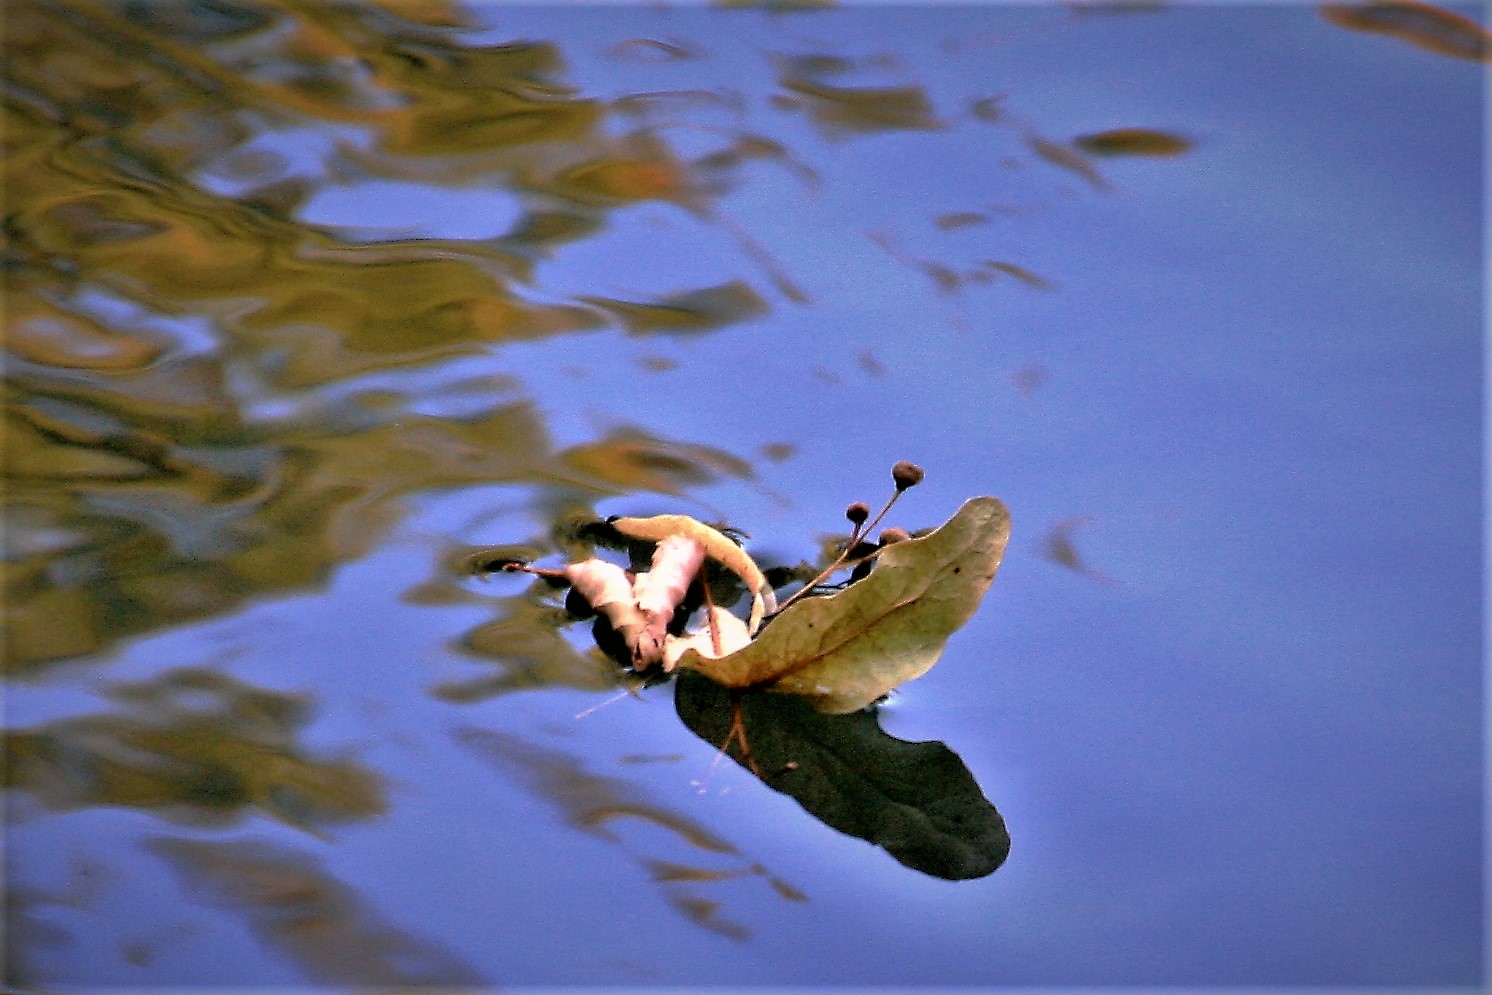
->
[723, 693, 761, 777]
[774, 490, 904, 614]
[702, 575, 723, 656]
[500, 562, 571, 581]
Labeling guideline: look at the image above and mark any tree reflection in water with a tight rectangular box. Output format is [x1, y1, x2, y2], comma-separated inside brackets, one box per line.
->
[454, 725, 807, 942]
[3, 0, 893, 980]
[148, 836, 485, 986]
[5, 667, 385, 830]
[4, 0, 776, 675]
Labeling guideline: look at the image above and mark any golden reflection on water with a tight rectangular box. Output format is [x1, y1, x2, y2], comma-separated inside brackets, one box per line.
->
[2, 4, 814, 973]
[5, 667, 385, 829]
[2, 0, 772, 673]
[774, 54, 945, 139]
[1320, 1, 1492, 62]
[454, 726, 805, 942]
[0, 0, 1235, 979]
[0, 0, 1216, 675]
[147, 835, 485, 985]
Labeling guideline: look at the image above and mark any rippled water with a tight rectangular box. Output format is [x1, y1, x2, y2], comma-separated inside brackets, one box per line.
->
[4, 1, 1485, 988]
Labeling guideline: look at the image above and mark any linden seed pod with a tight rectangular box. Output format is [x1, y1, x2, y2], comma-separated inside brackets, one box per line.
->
[878, 527, 911, 546]
[845, 501, 871, 526]
[891, 461, 924, 490]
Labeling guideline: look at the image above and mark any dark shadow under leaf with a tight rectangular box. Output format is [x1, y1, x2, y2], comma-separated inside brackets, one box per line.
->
[674, 671, 1010, 880]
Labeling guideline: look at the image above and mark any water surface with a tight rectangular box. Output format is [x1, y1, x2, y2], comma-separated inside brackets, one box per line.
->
[3, 0, 1484, 988]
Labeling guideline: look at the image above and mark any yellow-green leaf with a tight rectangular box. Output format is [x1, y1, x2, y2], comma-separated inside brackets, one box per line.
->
[673, 496, 1011, 713]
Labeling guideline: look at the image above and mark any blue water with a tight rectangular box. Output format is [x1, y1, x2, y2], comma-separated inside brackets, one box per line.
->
[5, 2, 1483, 988]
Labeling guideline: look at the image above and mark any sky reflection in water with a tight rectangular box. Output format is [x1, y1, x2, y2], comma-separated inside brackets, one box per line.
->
[2, 0, 1484, 988]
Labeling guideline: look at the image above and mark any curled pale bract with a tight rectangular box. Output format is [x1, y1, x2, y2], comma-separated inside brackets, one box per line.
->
[563, 537, 715, 671]
[632, 534, 706, 619]
[562, 558, 662, 669]
[630, 534, 706, 667]
[610, 514, 777, 632]
[562, 558, 634, 610]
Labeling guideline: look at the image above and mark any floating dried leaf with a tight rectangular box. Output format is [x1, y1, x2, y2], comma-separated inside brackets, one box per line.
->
[672, 497, 1011, 713]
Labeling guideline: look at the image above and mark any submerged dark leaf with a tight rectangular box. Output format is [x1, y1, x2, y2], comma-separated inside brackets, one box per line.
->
[718, 0, 837, 12]
[675, 672, 1010, 880]
[969, 95, 1006, 123]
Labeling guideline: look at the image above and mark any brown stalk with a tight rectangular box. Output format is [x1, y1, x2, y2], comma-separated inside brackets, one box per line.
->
[773, 489, 905, 614]
[701, 574, 723, 657]
[721, 692, 761, 778]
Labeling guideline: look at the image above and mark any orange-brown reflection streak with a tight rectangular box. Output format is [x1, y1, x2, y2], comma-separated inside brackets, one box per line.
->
[3, 668, 385, 831]
[432, 593, 625, 702]
[454, 726, 804, 940]
[2, 0, 781, 675]
[774, 54, 944, 139]
[1321, 1, 1491, 62]
[147, 836, 486, 986]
